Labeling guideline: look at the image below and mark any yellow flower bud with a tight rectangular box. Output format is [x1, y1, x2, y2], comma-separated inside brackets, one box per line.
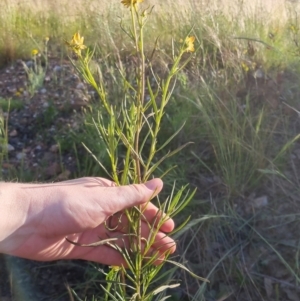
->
[31, 49, 39, 56]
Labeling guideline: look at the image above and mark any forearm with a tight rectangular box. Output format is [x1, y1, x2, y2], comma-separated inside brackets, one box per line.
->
[0, 182, 29, 251]
[0, 180, 86, 255]
[0, 182, 50, 254]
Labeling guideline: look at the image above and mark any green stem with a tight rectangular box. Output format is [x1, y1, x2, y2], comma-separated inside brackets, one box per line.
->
[143, 53, 183, 180]
[130, 4, 147, 300]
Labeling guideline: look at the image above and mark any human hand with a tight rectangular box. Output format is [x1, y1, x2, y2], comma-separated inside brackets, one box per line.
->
[0, 177, 175, 266]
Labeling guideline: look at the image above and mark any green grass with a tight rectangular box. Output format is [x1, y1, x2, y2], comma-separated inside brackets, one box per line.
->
[0, 98, 24, 111]
[2, 0, 300, 300]
[0, 108, 7, 180]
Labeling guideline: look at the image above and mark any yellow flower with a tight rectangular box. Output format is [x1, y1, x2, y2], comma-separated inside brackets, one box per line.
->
[290, 24, 298, 34]
[31, 49, 39, 56]
[185, 36, 195, 52]
[121, 0, 143, 8]
[241, 62, 249, 72]
[66, 32, 87, 56]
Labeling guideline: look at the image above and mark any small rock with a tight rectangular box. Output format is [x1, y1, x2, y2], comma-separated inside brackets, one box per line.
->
[76, 82, 85, 90]
[1, 144, 15, 152]
[7, 86, 17, 93]
[42, 102, 49, 108]
[293, 148, 300, 160]
[26, 60, 34, 68]
[252, 195, 268, 208]
[40, 88, 47, 94]
[50, 144, 59, 153]
[53, 65, 62, 73]
[253, 68, 265, 79]
[16, 152, 26, 160]
[70, 100, 89, 110]
[23, 147, 32, 153]
[9, 129, 18, 137]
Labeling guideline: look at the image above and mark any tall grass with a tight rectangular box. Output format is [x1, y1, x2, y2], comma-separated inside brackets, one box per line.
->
[0, 0, 296, 65]
[0, 109, 6, 180]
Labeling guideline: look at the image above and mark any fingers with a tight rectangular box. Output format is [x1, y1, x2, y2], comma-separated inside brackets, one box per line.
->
[96, 213, 176, 254]
[106, 178, 164, 213]
[107, 203, 175, 234]
[105, 178, 174, 232]
[66, 230, 175, 266]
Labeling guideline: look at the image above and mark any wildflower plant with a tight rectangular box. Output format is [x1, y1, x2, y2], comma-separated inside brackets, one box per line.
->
[22, 37, 49, 98]
[66, 0, 205, 300]
[0, 106, 8, 181]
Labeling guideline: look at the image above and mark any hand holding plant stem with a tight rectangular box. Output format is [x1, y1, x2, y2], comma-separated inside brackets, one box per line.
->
[66, 0, 204, 299]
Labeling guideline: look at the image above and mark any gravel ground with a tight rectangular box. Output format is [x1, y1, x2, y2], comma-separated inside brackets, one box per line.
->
[0, 55, 94, 181]
[1, 255, 97, 301]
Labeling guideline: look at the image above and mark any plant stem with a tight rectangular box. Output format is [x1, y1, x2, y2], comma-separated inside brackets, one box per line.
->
[144, 54, 182, 181]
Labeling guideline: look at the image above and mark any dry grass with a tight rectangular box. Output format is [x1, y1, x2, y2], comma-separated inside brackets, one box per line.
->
[3, 0, 294, 16]
[0, 0, 297, 56]
[0, 0, 293, 23]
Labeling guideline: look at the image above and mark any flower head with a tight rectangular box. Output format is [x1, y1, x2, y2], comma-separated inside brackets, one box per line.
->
[111, 266, 121, 271]
[185, 36, 195, 53]
[121, 0, 143, 8]
[66, 32, 87, 56]
[31, 49, 39, 56]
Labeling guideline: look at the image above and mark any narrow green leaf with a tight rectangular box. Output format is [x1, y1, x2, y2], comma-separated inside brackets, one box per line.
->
[167, 185, 187, 212]
[129, 293, 138, 301]
[156, 122, 186, 152]
[119, 132, 145, 168]
[169, 215, 191, 236]
[147, 77, 158, 115]
[144, 142, 192, 179]
[166, 142, 193, 158]
[159, 296, 172, 301]
[152, 283, 180, 295]
[100, 285, 119, 301]
[82, 143, 111, 178]
[172, 215, 223, 239]
[169, 188, 197, 218]
[165, 260, 209, 282]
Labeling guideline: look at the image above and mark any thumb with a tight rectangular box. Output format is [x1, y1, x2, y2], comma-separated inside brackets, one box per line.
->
[109, 178, 163, 212]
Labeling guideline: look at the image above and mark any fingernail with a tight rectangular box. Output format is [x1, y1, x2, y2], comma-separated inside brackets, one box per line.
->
[145, 179, 158, 191]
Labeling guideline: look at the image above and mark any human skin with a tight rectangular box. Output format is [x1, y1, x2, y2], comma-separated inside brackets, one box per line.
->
[0, 177, 175, 266]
